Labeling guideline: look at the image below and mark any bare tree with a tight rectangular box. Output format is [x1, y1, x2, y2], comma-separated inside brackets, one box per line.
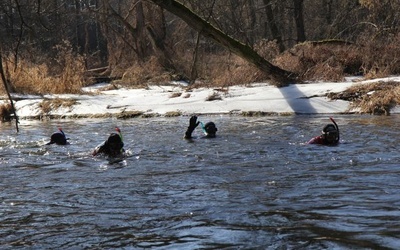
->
[150, 0, 295, 86]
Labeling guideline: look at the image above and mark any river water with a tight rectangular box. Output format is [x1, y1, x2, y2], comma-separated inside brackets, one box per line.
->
[0, 115, 399, 249]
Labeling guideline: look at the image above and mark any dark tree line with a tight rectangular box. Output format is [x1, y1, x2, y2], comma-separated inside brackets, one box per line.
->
[0, 0, 399, 85]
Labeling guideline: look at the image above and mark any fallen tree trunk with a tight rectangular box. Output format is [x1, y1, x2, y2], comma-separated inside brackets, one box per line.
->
[151, 0, 297, 87]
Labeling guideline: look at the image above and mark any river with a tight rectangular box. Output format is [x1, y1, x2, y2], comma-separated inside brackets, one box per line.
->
[0, 115, 399, 249]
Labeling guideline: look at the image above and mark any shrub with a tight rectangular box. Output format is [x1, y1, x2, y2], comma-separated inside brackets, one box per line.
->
[359, 32, 400, 79]
[275, 41, 363, 82]
[0, 102, 13, 122]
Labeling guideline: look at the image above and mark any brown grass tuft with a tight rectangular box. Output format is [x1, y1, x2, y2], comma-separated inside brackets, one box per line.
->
[165, 111, 182, 117]
[169, 92, 182, 98]
[0, 102, 14, 122]
[39, 98, 77, 115]
[205, 92, 222, 101]
[328, 81, 400, 115]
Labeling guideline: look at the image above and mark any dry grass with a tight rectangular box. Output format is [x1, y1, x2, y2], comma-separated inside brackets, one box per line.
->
[359, 32, 400, 79]
[196, 41, 280, 87]
[328, 81, 400, 115]
[0, 40, 86, 95]
[116, 110, 144, 119]
[275, 34, 400, 82]
[39, 98, 77, 114]
[275, 41, 363, 82]
[0, 102, 13, 122]
[112, 34, 399, 89]
[205, 92, 222, 101]
[117, 56, 171, 88]
[194, 52, 267, 88]
[169, 92, 182, 98]
[111, 34, 399, 90]
[165, 111, 182, 117]
[241, 111, 279, 116]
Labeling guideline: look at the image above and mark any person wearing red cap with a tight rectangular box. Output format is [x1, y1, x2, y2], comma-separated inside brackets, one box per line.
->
[93, 127, 124, 157]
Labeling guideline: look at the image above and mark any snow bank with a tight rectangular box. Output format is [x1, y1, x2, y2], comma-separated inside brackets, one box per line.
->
[3, 76, 400, 119]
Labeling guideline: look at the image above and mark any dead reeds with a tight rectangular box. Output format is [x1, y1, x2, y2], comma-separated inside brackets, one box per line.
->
[39, 98, 77, 115]
[328, 81, 400, 115]
[0, 40, 86, 95]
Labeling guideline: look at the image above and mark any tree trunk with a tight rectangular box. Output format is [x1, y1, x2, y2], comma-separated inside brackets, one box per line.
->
[189, 31, 201, 83]
[151, 0, 296, 87]
[293, 0, 306, 43]
[263, 0, 285, 52]
[135, 1, 147, 60]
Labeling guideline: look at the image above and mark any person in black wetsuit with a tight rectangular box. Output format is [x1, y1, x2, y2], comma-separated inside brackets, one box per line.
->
[92, 127, 125, 157]
[184, 115, 217, 139]
[46, 128, 69, 145]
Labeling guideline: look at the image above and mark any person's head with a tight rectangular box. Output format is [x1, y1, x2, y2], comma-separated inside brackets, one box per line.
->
[322, 124, 339, 144]
[204, 122, 217, 138]
[47, 129, 68, 145]
[106, 133, 124, 155]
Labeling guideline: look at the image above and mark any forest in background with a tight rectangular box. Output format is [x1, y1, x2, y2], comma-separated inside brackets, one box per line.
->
[0, 0, 399, 95]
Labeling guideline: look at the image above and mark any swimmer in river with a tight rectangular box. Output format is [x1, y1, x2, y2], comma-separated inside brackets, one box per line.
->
[308, 117, 340, 145]
[184, 115, 218, 139]
[46, 128, 69, 145]
[93, 127, 125, 157]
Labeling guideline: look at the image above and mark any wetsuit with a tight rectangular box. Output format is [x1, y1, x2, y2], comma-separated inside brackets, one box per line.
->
[308, 122, 339, 145]
[184, 116, 217, 139]
[93, 133, 124, 157]
[47, 128, 68, 145]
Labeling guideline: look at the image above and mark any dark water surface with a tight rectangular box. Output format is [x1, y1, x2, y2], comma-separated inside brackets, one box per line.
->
[0, 115, 399, 249]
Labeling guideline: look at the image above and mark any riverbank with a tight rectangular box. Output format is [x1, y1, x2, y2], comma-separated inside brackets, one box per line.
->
[3, 76, 400, 120]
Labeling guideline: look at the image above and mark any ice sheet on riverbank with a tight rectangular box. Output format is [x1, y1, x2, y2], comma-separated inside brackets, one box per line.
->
[4, 76, 400, 119]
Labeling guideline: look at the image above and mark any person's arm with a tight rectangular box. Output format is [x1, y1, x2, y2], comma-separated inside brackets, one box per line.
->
[92, 141, 106, 156]
[184, 116, 200, 139]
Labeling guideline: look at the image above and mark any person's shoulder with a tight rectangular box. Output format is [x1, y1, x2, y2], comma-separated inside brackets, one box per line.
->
[308, 136, 323, 144]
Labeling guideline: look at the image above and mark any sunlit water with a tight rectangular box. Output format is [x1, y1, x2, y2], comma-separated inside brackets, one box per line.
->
[0, 115, 399, 249]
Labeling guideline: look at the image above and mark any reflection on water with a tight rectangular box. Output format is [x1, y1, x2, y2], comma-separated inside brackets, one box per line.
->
[0, 115, 399, 249]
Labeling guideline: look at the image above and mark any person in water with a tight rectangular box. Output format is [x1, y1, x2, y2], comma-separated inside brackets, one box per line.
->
[308, 117, 340, 145]
[46, 128, 69, 145]
[184, 115, 217, 139]
[93, 127, 125, 157]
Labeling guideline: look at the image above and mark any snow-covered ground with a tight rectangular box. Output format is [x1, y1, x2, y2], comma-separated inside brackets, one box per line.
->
[5, 76, 400, 119]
